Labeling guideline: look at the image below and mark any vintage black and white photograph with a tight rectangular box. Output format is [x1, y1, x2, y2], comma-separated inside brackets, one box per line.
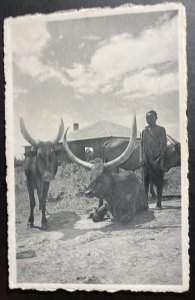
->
[5, 3, 188, 292]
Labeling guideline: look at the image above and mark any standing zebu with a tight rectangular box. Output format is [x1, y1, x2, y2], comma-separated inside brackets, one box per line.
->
[63, 113, 148, 223]
[103, 136, 180, 172]
[19, 117, 64, 229]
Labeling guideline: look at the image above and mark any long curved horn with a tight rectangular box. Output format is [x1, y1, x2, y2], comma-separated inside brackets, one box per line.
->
[167, 134, 179, 145]
[63, 128, 94, 169]
[104, 112, 137, 168]
[19, 116, 37, 146]
[51, 118, 64, 144]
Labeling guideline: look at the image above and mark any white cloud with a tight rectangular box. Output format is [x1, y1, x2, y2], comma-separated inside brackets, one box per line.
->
[165, 124, 180, 140]
[12, 21, 69, 85]
[117, 68, 178, 98]
[83, 35, 101, 41]
[12, 22, 51, 56]
[66, 63, 85, 78]
[66, 15, 178, 97]
[101, 84, 113, 94]
[78, 42, 86, 49]
[12, 14, 179, 100]
[13, 87, 28, 99]
[14, 53, 69, 86]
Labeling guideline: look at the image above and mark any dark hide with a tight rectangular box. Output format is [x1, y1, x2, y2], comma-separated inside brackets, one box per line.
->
[102, 138, 181, 200]
[103, 139, 181, 172]
[85, 164, 148, 223]
[24, 142, 60, 229]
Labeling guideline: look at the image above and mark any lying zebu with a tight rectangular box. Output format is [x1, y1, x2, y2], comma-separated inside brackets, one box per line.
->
[63, 113, 148, 223]
[19, 117, 64, 229]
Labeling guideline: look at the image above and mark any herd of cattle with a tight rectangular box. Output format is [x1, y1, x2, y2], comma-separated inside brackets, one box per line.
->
[19, 114, 181, 229]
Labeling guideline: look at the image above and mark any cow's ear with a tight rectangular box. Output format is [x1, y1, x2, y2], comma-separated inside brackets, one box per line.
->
[31, 145, 37, 152]
[28, 146, 37, 156]
[54, 143, 61, 153]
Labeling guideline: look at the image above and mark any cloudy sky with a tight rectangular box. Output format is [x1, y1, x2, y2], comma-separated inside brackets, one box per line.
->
[11, 9, 179, 158]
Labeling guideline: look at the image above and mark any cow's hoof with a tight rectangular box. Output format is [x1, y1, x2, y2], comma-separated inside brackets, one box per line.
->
[41, 221, 49, 230]
[105, 212, 111, 219]
[88, 209, 98, 219]
[27, 222, 34, 228]
[92, 213, 104, 222]
[156, 205, 163, 210]
[88, 212, 93, 219]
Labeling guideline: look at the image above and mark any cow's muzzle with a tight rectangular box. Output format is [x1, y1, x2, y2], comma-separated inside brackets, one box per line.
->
[43, 172, 54, 182]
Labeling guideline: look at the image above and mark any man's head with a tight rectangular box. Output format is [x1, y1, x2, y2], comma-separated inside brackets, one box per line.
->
[146, 110, 157, 127]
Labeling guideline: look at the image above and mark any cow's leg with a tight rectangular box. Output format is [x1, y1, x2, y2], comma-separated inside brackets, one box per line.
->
[120, 196, 136, 224]
[114, 194, 137, 223]
[26, 180, 36, 227]
[112, 203, 122, 220]
[144, 179, 149, 198]
[143, 169, 150, 206]
[41, 183, 50, 229]
[92, 203, 108, 222]
[150, 183, 156, 200]
[88, 197, 103, 219]
[98, 197, 104, 209]
[139, 184, 149, 210]
[156, 182, 163, 209]
[96, 166, 118, 211]
[37, 183, 49, 229]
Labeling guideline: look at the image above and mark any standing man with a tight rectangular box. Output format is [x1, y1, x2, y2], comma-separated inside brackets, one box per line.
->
[141, 110, 167, 209]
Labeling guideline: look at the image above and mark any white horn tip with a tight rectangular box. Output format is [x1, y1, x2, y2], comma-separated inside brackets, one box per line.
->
[64, 127, 70, 137]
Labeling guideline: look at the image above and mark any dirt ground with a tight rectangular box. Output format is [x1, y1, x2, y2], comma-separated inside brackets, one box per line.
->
[16, 198, 182, 285]
[14, 164, 182, 285]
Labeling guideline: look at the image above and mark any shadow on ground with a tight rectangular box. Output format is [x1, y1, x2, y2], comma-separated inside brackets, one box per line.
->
[46, 211, 90, 241]
[18, 198, 181, 244]
[29, 209, 156, 242]
[160, 205, 181, 210]
[100, 210, 155, 233]
[47, 211, 80, 231]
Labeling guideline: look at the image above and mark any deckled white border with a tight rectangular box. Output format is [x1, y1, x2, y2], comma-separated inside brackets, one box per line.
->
[4, 3, 189, 292]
